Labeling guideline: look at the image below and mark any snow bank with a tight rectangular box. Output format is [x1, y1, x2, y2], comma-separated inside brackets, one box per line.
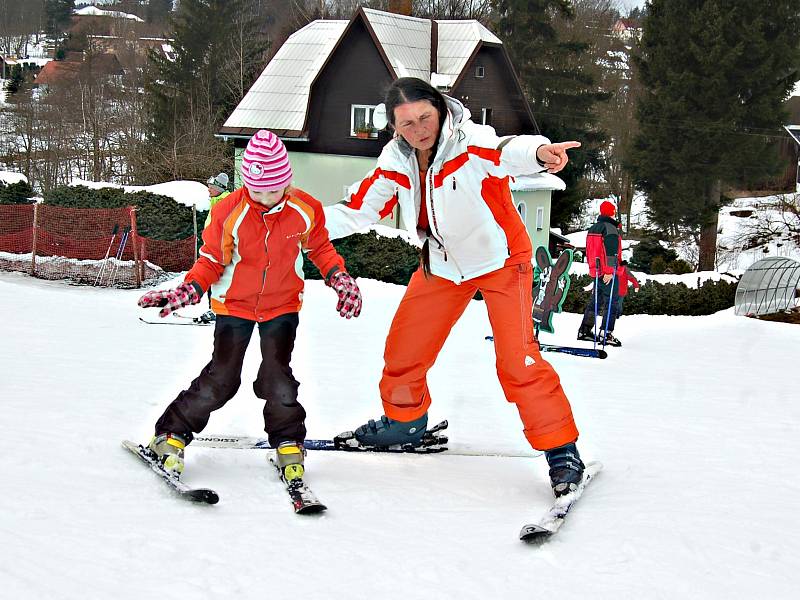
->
[0, 171, 28, 185]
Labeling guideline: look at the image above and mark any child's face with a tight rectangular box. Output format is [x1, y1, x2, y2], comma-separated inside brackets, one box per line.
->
[247, 186, 287, 208]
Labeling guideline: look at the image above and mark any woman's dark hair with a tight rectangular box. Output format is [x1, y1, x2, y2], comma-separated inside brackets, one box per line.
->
[385, 78, 449, 278]
[385, 77, 448, 136]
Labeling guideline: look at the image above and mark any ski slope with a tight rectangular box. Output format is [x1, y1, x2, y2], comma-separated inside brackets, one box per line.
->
[1, 271, 798, 599]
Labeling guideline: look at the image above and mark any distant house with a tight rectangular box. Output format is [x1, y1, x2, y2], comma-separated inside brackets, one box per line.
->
[35, 52, 124, 91]
[219, 6, 562, 252]
[612, 18, 642, 42]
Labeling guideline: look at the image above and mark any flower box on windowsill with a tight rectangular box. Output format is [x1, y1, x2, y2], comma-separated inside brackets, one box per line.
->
[355, 131, 370, 139]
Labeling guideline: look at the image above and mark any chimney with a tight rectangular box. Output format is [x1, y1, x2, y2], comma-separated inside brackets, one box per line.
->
[388, 0, 412, 16]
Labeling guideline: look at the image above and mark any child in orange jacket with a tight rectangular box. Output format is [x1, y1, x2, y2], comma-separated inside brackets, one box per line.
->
[137, 130, 362, 482]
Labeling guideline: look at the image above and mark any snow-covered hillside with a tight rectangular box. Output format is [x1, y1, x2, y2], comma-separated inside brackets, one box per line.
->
[1, 271, 798, 599]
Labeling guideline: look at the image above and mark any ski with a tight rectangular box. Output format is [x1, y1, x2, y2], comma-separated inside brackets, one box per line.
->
[194, 420, 450, 455]
[519, 461, 602, 542]
[539, 344, 607, 359]
[138, 316, 213, 326]
[121, 440, 219, 504]
[269, 457, 327, 514]
[485, 336, 607, 359]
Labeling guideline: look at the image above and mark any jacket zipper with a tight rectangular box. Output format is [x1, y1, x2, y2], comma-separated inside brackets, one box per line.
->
[257, 213, 271, 319]
[425, 168, 465, 280]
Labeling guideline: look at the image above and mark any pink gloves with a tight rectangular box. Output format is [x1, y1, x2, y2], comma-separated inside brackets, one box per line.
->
[328, 271, 362, 319]
[138, 282, 202, 317]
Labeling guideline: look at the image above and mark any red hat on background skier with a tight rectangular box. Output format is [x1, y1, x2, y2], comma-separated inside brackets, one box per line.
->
[599, 201, 616, 217]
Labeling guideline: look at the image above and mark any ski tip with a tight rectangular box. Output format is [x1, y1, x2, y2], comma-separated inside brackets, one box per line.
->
[519, 524, 554, 542]
[186, 489, 219, 504]
[598, 350, 608, 359]
[295, 503, 327, 515]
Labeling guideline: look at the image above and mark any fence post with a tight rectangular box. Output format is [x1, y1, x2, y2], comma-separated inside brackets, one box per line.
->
[30, 203, 38, 277]
[130, 207, 141, 288]
[193, 203, 198, 262]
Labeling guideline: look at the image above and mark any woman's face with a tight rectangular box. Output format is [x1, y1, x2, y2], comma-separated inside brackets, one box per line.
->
[392, 100, 440, 152]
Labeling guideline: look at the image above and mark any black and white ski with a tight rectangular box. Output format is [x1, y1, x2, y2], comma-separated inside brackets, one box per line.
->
[268, 458, 327, 514]
[194, 420, 450, 455]
[519, 461, 602, 542]
[121, 440, 219, 504]
[139, 316, 213, 326]
[485, 336, 607, 359]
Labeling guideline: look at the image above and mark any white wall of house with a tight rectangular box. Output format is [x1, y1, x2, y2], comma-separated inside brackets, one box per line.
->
[513, 189, 552, 252]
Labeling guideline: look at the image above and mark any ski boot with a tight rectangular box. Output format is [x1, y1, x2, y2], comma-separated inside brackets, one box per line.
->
[350, 414, 428, 448]
[577, 327, 595, 342]
[544, 442, 585, 497]
[197, 310, 216, 324]
[147, 433, 187, 476]
[602, 332, 622, 347]
[275, 441, 305, 482]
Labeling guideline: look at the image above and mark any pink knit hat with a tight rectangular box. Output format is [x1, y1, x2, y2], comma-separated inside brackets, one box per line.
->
[241, 130, 293, 192]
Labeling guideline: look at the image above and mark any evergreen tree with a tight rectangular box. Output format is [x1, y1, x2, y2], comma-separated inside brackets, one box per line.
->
[146, 0, 174, 24]
[144, 0, 269, 180]
[492, 0, 609, 230]
[630, 0, 800, 270]
[44, 0, 72, 35]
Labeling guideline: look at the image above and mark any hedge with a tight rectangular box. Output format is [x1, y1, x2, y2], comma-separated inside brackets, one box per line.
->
[0, 181, 36, 205]
[561, 274, 737, 316]
[303, 231, 420, 285]
[43, 185, 196, 241]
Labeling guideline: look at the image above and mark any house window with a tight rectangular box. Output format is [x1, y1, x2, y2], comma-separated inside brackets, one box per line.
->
[535, 206, 545, 231]
[351, 105, 378, 138]
[481, 108, 493, 126]
[475, 65, 485, 78]
[516, 202, 526, 224]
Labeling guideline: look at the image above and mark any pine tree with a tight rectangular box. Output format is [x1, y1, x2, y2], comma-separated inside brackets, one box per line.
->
[492, 0, 609, 230]
[44, 0, 72, 35]
[630, 0, 800, 270]
[144, 0, 269, 179]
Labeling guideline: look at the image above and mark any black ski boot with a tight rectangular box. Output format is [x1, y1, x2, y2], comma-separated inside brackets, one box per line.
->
[602, 332, 622, 347]
[352, 414, 428, 448]
[577, 327, 595, 342]
[544, 442, 585, 497]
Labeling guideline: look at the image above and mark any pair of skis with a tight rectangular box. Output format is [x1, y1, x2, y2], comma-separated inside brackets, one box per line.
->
[122, 422, 449, 513]
[122, 439, 325, 513]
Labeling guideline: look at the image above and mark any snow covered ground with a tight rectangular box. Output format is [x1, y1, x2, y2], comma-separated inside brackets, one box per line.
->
[1, 271, 798, 599]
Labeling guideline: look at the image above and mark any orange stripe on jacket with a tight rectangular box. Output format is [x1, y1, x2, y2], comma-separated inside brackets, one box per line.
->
[348, 168, 411, 217]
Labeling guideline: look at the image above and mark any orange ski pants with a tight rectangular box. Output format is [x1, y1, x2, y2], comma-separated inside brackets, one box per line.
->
[379, 263, 579, 451]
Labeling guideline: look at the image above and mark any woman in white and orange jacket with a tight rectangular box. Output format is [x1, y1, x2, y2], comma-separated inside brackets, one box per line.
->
[325, 77, 586, 497]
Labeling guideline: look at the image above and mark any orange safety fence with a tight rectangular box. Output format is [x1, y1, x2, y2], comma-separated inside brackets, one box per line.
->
[0, 204, 196, 287]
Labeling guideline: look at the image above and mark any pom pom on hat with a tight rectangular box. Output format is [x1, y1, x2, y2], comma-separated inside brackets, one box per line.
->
[241, 130, 293, 192]
[600, 201, 616, 217]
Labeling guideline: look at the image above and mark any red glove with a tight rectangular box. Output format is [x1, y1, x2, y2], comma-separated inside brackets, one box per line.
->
[138, 282, 202, 318]
[328, 271, 362, 319]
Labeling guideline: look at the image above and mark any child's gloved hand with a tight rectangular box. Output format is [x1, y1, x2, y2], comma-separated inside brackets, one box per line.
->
[328, 271, 362, 319]
[138, 282, 202, 318]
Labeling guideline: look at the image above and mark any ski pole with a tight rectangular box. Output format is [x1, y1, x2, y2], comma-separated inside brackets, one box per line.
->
[593, 258, 600, 352]
[94, 224, 119, 286]
[601, 269, 617, 348]
[106, 226, 131, 287]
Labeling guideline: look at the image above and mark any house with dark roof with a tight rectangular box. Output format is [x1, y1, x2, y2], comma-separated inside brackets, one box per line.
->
[220, 6, 563, 251]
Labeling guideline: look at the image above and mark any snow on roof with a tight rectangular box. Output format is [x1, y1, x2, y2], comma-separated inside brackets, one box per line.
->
[223, 10, 504, 133]
[0, 171, 29, 185]
[792, 80, 800, 97]
[74, 6, 144, 22]
[70, 179, 212, 211]
[362, 8, 430, 80]
[510, 173, 566, 192]
[436, 20, 501, 88]
[222, 20, 348, 133]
